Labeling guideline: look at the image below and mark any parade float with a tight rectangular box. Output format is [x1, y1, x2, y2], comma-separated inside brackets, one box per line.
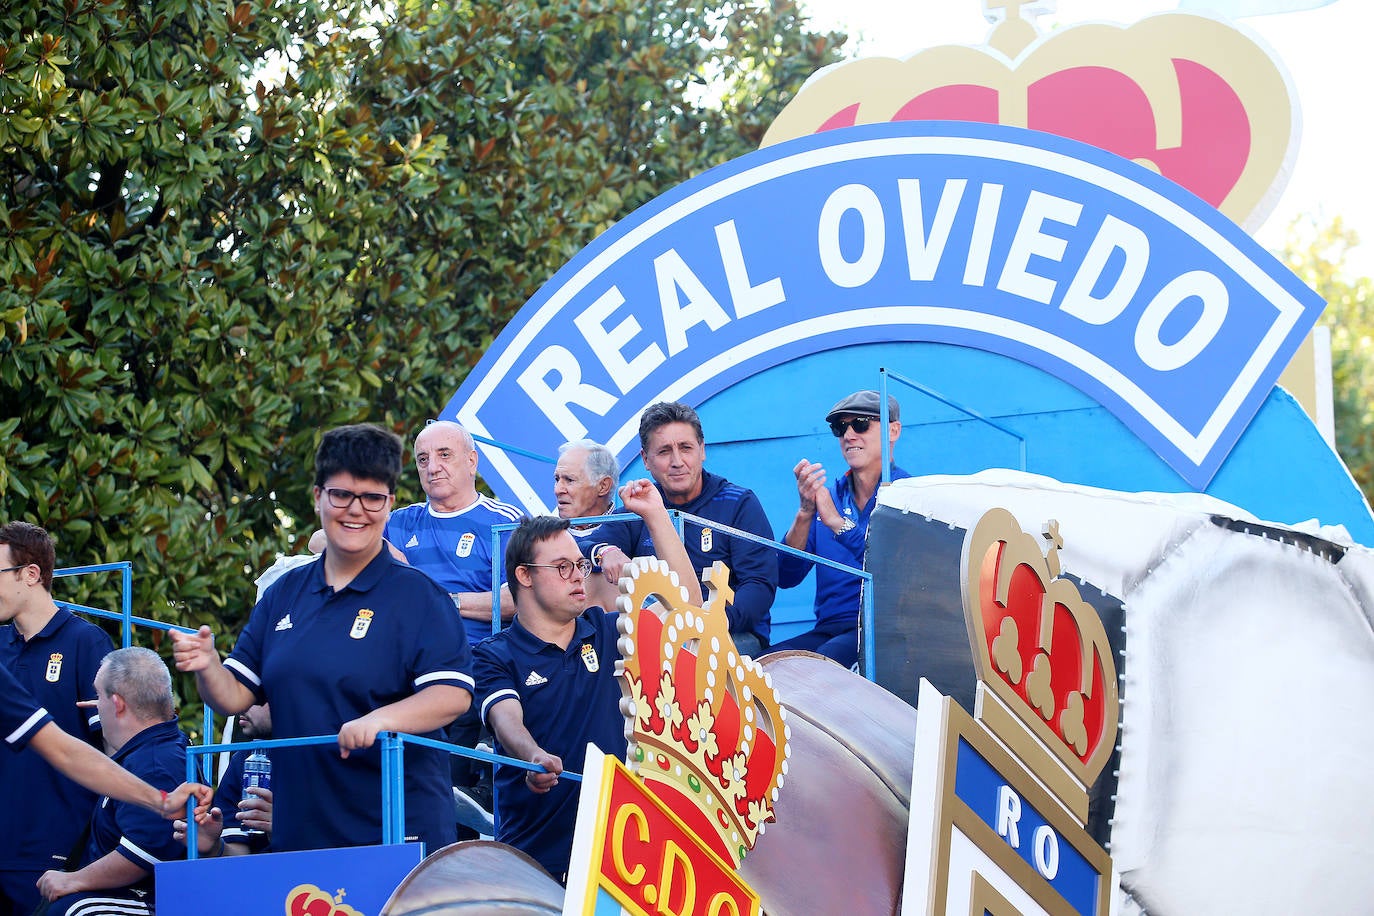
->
[157, 2, 1374, 913]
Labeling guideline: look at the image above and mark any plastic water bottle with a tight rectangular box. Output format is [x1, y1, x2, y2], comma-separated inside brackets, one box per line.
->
[240, 751, 271, 836]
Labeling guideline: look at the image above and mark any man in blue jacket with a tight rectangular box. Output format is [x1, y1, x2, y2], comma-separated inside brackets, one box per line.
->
[593, 401, 776, 656]
[774, 390, 911, 669]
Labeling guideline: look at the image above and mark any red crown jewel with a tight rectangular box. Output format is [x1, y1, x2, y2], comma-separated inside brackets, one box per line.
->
[961, 508, 1120, 786]
[613, 558, 791, 868]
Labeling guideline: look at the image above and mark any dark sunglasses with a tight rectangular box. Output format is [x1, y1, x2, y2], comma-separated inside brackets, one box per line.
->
[829, 416, 878, 437]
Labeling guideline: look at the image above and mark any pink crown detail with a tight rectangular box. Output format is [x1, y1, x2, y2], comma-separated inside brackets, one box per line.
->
[613, 558, 791, 868]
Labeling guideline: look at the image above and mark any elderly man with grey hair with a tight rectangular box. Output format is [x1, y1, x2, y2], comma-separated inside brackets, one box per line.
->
[553, 440, 702, 609]
[553, 439, 619, 542]
[38, 647, 193, 916]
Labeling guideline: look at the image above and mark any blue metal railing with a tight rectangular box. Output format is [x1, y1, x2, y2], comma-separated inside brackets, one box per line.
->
[183, 732, 580, 857]
[878, 367, 1027, 482]
[53, 562, 216, 762]
[491, 510, 874, 677]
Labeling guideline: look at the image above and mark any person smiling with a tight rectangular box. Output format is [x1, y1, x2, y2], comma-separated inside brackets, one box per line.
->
[171, 424, 473, 853]
[774, 391, 911, 669]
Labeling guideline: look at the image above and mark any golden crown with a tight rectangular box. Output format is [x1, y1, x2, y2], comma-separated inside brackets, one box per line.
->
[613, 558, 791, 868]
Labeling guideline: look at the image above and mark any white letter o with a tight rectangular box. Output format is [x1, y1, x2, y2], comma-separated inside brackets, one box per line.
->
[1135, 270, 1229, 371]
[818, 184, 886, 289]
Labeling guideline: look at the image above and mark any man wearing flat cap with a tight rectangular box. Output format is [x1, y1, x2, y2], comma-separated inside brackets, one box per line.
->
[773, 390, 910, 668]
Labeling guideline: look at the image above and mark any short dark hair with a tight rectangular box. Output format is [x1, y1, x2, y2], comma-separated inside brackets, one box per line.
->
[505, 516, 568, 606]
[314, 424, 403, 492]
[0, 521, 55, 591]
[637, 401, 703, 452]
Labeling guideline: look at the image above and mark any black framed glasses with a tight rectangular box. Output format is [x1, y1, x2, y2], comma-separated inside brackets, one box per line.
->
[0, 564, 28, 574]
[829, 416, 877, 437]
[323, 487, 391, 512]
[523, 558, 593, 580]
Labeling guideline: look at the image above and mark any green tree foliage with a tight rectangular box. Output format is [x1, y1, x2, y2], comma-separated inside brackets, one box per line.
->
[1281, 215, 1374, 504]
[1, 0, 845, 690]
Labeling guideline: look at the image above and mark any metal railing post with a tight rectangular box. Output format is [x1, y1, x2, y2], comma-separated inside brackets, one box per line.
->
[381, 732, 405, 844]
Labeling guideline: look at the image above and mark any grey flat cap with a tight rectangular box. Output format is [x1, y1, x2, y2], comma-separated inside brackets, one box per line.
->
[825, 390, 900, 423]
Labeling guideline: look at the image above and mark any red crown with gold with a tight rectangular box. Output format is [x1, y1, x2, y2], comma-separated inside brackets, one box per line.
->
[613, 558, 790, 868]
[960, 507, 1119, 788]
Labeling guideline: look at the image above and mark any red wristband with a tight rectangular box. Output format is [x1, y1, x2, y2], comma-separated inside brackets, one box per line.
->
[161, 789, 169, 804]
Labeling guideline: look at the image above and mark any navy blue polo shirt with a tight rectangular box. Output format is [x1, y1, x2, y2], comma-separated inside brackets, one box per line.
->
[474, 607, 625, 879]
[76, 719, 189, 899]
[225, 547, 473, 853]
[0, 609, 112, 869]
[0, 665, 52, 752]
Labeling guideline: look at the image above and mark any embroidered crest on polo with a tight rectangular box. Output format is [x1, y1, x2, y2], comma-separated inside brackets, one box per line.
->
[350, 609, 374, 640]
[581, 643, 600, 673]
[275, 614, 293, 632]
[700, 528, 713, 553]
[45, 653, 63, 683]
[457, 533, 475, 558]
[525, 670, 549, 687]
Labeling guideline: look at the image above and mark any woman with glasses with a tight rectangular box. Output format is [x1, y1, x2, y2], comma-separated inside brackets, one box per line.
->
[773, 390, 912, 669]
[172, 424, 473, 854]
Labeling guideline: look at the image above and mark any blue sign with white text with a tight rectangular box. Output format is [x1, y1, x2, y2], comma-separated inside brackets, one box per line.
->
[955, 739, 1099, 915]
[444, 121, 1324, 510]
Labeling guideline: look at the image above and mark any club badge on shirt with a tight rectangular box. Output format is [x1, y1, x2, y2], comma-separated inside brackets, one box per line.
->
[581, 642, 599, 673]
[350, 609, 375, 640]
[700, 528, 713, 553]
[456, 533, 475, 558]
[45, 653, 63, 683]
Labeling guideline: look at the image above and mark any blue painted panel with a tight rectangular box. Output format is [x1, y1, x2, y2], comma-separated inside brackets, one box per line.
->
[445, 120, 1324, 509]
[955, 738, 1100, 915]
[157, 842, 424, 916]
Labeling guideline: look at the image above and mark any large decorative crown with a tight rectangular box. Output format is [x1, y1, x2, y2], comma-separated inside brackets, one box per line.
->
[762, 0, 1295, 230]
[960, 507, 1120, 788]
[613, 558, 790, 868]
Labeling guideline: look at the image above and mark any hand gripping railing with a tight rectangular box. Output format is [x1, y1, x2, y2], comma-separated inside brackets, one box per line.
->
[183, 733, 580, 858]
